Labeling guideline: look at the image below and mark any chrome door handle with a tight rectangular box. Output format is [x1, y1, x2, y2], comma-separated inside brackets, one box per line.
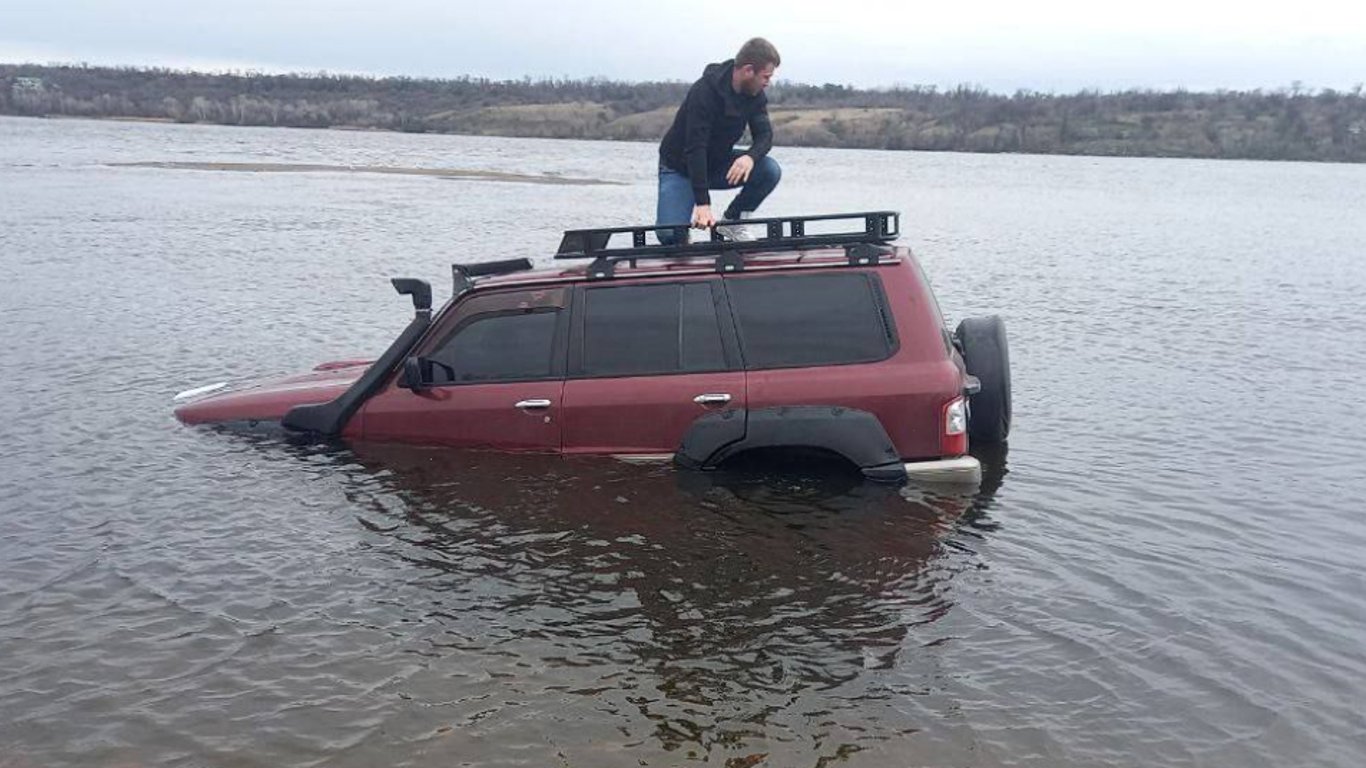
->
[693, 393, 732, 405]
[515, 399, 552, 410]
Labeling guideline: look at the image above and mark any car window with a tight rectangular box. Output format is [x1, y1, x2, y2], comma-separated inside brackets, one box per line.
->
[428, 309, 559, 383]
[680, 282, 725, 371]
[582, 282, 726, 376]
[726, 273, 893, 369]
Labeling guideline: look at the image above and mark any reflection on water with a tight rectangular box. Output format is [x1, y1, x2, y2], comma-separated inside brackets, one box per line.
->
[307, 442, 1006, 763]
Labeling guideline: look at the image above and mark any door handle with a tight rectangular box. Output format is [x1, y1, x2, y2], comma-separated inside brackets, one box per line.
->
[515, 399, 552, 410]
[693, 393, 732, 405]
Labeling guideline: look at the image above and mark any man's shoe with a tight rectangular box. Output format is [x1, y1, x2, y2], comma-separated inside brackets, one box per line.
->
[715, 213, 756, 242]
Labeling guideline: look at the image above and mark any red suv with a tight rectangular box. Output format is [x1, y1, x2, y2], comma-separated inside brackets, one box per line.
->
[173, 212, 1010, 484]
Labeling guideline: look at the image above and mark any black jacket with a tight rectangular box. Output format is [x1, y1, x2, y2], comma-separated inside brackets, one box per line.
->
[658, 59, 774, 206]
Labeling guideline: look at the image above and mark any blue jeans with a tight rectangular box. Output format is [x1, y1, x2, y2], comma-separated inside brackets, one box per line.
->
[656, 151, 782, 245]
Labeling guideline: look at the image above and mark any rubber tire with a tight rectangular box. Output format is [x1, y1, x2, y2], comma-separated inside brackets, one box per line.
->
[955, 315, 1011, 444]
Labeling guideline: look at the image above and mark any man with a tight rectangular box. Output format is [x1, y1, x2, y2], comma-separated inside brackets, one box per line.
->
[656, 38, 781, 244]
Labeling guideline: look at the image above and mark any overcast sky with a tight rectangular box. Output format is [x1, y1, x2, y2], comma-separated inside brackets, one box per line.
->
[2, 0, 1364, 92]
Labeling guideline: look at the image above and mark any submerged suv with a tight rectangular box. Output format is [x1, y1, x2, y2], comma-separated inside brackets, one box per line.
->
[173, 212, 1010, 484]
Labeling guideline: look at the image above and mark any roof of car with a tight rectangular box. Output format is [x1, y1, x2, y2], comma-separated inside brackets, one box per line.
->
[470, 245, 911, 290]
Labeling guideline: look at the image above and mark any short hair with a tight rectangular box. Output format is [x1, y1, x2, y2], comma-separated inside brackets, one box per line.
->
[736, 38, 781, 70]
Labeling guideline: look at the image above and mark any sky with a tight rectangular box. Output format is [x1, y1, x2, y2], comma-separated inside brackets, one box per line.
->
[2, 0, 1364, 93]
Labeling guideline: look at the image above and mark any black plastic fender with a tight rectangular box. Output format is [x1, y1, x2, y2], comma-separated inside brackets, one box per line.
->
[674, 405, 907, 483]
[674, 409, 747, 470]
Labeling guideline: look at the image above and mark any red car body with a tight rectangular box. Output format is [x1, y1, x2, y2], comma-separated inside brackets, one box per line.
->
[175, 234, 995, 483]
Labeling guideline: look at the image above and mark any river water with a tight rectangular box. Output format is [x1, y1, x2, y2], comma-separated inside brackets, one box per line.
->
[2, 116, 1365, 767]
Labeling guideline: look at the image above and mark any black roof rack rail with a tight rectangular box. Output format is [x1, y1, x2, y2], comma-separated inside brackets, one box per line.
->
[555, 211, 900, 277]
[445, 212, 899, 294]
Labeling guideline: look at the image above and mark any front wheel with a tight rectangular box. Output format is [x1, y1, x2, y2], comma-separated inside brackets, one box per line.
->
[955, 315, 1012, 444]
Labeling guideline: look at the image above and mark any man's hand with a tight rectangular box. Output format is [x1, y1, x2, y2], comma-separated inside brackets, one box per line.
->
[726, 154, 755, 185]
[691, 204, 716, 229]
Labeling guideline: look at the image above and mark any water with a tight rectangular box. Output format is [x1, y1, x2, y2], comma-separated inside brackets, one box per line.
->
[2, 116, 1365, 767]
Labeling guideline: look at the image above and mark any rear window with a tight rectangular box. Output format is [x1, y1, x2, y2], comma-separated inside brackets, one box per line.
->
[726, 272, 894, 369]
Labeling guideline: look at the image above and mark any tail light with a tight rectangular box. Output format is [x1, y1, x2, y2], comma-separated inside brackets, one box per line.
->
[941, 396, 968, 456]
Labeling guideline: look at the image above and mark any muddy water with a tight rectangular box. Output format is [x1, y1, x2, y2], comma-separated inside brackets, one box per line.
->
[2, 116, 1365, 767]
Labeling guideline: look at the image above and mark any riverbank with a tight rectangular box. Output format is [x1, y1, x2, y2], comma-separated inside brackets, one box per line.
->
[5, 64, 1365, 164]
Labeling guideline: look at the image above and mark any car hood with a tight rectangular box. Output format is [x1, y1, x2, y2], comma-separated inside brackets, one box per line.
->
[173, 359, 374, 426]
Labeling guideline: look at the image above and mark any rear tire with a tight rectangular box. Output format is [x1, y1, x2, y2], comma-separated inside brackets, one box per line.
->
[955, 315, 1011, 444]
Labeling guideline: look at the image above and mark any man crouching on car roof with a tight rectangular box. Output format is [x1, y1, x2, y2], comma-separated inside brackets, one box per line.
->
[656, 37, 781, 245]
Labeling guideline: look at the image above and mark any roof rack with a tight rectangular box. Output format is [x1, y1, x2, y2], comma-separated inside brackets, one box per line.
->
[556, 211, 899, 280]
[446, 212, 901, 294]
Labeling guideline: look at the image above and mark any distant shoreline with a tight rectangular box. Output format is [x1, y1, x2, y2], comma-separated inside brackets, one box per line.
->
[5, 64, 1365, 164]
[6, 112, 1355, 169]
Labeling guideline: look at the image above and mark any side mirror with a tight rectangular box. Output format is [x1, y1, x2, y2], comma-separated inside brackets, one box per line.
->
[401, 357, 428, 391]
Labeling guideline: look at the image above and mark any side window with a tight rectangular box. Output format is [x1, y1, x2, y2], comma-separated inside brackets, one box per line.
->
[680, 282, 725, 371]
[726, 273, 894, 369]
[427, 309, 559, 383]
[581, 282, 726, 377]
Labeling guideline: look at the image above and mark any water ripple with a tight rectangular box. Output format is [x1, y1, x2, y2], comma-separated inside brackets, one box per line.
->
[2, 116, 1366, 767]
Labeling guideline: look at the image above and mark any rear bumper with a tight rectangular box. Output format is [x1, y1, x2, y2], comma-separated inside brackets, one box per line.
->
[903, 455, 982, 485]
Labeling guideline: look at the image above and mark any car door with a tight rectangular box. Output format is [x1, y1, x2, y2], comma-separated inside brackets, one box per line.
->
[359, 287, 569, 451]
[561, 278, 746, 456]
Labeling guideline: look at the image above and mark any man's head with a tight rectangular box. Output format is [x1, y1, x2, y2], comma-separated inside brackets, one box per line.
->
[733, 37, 779, 96]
